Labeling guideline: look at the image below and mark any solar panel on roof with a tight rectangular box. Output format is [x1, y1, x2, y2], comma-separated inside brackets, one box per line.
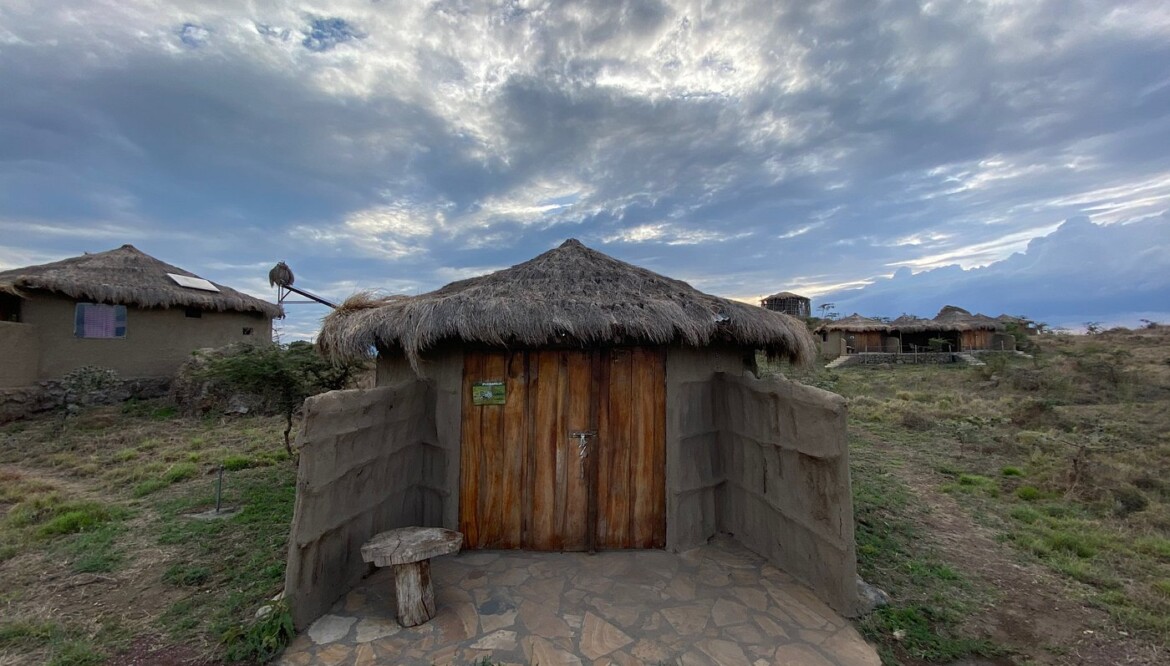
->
[168, 273, 220, 292]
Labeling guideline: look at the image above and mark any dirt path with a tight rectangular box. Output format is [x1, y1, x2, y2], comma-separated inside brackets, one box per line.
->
[861, 435, 1166, 665]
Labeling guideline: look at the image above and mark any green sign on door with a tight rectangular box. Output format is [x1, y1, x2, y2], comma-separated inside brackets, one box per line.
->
[472, 381, 506, 405]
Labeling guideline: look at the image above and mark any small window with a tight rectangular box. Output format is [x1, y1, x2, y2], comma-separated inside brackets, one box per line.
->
[242, 327, 253, 336]
[185, 307, 203, 318]
[0, 294, 20, 322]
[74, 303, 127, 339]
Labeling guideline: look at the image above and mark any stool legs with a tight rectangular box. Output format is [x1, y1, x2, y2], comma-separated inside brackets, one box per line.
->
[393, 559, 435, 627]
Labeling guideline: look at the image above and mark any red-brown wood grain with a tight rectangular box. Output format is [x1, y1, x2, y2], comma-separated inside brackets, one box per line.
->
[460, 348, 665, 550]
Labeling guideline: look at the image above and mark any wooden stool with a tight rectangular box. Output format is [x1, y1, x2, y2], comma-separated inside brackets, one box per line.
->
[360, 527, 463, 627]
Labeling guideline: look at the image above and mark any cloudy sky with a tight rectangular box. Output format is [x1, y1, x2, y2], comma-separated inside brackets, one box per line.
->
[2, 0, 1168, 338]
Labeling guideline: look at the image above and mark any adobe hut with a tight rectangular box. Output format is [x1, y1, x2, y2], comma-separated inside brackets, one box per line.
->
[886, 314, 938, 352]
[814, 314, 887, 357]
[0, 245, 281, 387]
[814, 306, 1021, 359]
[286, 239, 860, 628]
[760, 290, 811, 318]
[934, 306, 1000, 352]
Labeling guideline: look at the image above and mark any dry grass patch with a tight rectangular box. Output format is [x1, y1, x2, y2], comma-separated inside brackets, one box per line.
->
[0, 402, 295, 665]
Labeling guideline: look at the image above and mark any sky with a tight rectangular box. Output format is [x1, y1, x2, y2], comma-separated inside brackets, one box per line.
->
[1, 0, 1168, 340]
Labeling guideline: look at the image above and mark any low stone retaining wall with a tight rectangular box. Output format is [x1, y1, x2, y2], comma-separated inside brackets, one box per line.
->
[0, 377, 171, 424]
[831, 352, 959, 367]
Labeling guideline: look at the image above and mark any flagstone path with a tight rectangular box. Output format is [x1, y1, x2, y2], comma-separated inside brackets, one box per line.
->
[275, 537, 879, 665]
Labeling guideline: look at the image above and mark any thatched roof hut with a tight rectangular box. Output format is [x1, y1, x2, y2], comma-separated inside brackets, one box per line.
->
[760, 290, 811, 318]
[933, 305, 998, 331]
[0, 244, 282, 317]
[321, 239, 815, 369]
[287, 239, 860, 628]
[0, 244, 281, 387]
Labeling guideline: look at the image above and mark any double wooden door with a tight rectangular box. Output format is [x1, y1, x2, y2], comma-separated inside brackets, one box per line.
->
[459, 348, 666, 551]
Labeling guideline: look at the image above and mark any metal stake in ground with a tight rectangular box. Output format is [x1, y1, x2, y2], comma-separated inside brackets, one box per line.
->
[215, 464, 224, 514]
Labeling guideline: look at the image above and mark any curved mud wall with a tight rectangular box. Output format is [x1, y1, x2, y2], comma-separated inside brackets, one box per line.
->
[284, 382, 445, 629]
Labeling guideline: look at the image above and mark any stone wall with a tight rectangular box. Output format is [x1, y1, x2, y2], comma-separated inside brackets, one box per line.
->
[0, 321, 39, 388]
[0, 376, 170, 424]
[284, 382, 442, 629]
[830, 352, 958, 367]
[714, 373, 859, 615]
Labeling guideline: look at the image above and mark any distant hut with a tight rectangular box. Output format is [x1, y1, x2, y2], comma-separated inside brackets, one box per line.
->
[760, 290, 811, 318]
[813, 314, 888, 358]
[886, 314, 937, 352]
[0, 244, 281, 387]
[933, 306, 1001, 351]
[285, 239, 861, 627]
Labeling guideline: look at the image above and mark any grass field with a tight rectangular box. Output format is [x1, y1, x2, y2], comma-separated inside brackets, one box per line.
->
[768, 324, 1170, 665]
[2, 326, 1167, 664]
[0, 405, 295, 665]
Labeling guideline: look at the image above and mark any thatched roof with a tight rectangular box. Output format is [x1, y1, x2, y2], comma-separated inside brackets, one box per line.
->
[934, 306, 997, 331]
[817, 307, 1002, 334]
[813, 313, 888, 333]
[319, 239, 815, 368]
[886, 315, 935, 333]
[0, 244, 282, 318]
[762, 291, 808, 301]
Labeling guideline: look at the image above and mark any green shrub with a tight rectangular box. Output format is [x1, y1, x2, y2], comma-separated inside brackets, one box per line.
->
[1113, 486, 1149, 516]
[221, 455, 256, 471]
[37, 504, 111, 537]
[132, 479, 169, 498]
[1010, 506, 1042, 523]
[151, 406, 178, 420]
[1133, 536, 1170, 560]
[1153, 580, 1170, 599]
[198, 342, 367, 456]
[221, 600, 294, 662]
[1045, 531, 1096, 558]
[1016, 486, 1043, 501]
[163, 463, 198, 484]
[1001, 466, 1024, 477]
[47, 641, 104, 666]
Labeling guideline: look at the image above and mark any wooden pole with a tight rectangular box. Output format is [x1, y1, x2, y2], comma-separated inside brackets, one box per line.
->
[393, 560, 436, 627]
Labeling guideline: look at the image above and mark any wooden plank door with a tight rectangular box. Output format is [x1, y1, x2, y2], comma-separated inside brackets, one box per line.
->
[527, 350, 592, 550]
[459, 351, 527, 549]
[597, 347, 667, 549]
[460, 347, 665, 550]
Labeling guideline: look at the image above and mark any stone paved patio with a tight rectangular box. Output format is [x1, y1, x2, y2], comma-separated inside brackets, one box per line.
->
[275, 537, 879, 665]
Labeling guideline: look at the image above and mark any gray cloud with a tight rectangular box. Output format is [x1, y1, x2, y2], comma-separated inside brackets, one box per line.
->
[1, 0, 1168, 339]
[822, 214, 1170, 326]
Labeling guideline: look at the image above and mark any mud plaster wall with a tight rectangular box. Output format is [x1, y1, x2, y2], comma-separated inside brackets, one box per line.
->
[664, 345, 755, 552]
[376, 347, 465, 530]
[284, 382, 442, 629]
[0, 322, 39, 387]
[715, 372, 859, 615]
[19, 293, 272, 381]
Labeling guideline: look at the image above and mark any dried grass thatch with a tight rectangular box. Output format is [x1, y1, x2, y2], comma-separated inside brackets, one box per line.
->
[319, 239, 815, 369]
[762, 291, 808, 301]
[0, 244, 282, 317]
[813, 313, 888, 333]
[817, 307, 1006, 335]
[886, 315, 938, 334]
